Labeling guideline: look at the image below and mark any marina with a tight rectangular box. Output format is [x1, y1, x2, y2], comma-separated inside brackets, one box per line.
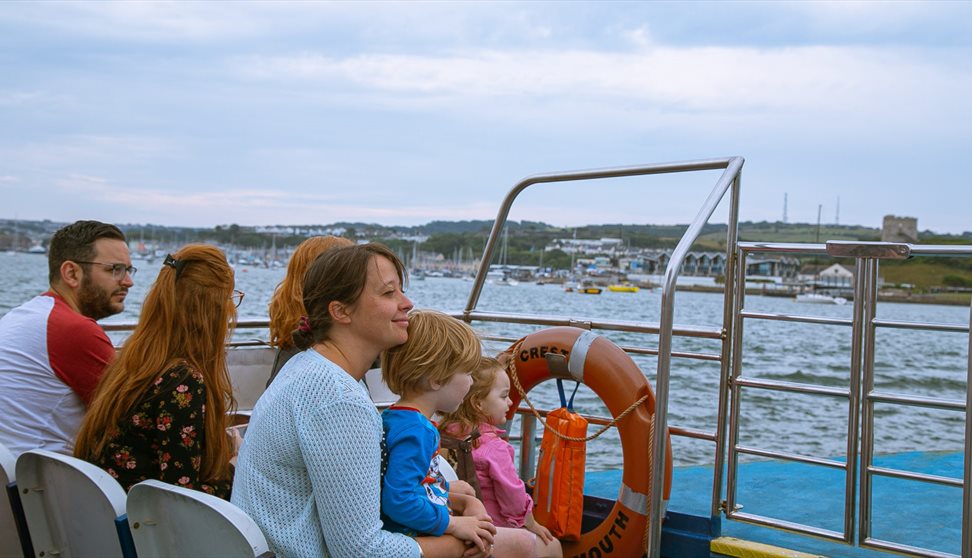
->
[2, 159, 969, 558]
[3, 1, 970, 555]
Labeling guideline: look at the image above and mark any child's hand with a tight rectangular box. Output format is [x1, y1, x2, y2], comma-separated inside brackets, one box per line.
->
[449, 479, 477, 498]
[445, 515, 496, 553]
[449, 492, 492, 522]
[462, 541, 493, 558]
[524, 511, 556, 545]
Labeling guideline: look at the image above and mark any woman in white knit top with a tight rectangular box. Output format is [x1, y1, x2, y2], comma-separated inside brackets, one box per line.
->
[232, 243, 495, 558]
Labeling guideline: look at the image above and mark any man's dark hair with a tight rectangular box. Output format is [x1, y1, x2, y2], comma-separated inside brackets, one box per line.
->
[48, 220, 127, 284]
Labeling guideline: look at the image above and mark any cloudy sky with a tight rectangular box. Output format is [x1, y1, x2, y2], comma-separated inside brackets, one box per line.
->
[1, 1, 969, 233]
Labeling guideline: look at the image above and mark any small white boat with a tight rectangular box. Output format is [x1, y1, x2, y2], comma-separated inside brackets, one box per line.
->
[795, 293, 847, 305]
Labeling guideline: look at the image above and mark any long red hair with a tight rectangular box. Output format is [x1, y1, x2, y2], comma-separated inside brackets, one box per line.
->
[75, 244, 237, 483]
[268, 236, 353, 349]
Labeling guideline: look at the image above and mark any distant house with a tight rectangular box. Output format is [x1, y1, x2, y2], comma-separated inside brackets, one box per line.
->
[683, 252, 727, 276]
[746, 256, 800, 279]
[818, 263, 854, 286]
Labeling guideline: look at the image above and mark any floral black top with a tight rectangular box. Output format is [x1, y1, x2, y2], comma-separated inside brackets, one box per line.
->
[93, 363, 232, 499]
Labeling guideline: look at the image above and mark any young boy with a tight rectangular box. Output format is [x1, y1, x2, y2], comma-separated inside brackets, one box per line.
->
[380, 309, 496, 552]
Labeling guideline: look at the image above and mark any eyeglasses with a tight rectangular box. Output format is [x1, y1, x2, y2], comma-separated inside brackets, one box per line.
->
[230, 290, 245, 308]
[74, 261, 137, 281]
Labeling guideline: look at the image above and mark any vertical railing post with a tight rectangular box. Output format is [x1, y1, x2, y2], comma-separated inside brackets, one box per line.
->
[857, 257, 880, 543]
[517, 414, 537, 483]
[963, 297, 972, 558]
[711, 173, 742, 522]
[843, 257, 867, 542]
[723, 244, 749, 520]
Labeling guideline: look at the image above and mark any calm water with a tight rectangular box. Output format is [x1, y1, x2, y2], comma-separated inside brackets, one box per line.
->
[2, 252, 968, 468]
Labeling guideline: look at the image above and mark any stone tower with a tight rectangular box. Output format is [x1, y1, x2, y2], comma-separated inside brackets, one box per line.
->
[881, 215, 918, 243]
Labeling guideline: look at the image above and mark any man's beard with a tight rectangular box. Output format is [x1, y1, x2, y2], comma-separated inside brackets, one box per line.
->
[77, 275, 125, 321]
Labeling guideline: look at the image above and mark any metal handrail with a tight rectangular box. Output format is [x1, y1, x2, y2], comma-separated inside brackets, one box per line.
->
[733, 377, 849, 398]
[739, 311, 853, 327]
[858, 250, 971, 557]
[964, 298, 972, 558]
[463, 157, 743, 316]
[652, 156, 744, 554]
[730, 240, 971, 557]
[726, 243, 862, 544]
[459, 157, 746, 557]
[462, 309, 724, 338]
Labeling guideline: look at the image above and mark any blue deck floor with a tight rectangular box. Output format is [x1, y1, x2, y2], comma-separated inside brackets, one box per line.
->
[584, 451, 965, 557]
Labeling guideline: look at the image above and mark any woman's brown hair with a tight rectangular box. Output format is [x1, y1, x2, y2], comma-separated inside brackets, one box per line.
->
[75, 244, 237, 483]
[268, 235, 353, 350]
[293, 242, 407, 350]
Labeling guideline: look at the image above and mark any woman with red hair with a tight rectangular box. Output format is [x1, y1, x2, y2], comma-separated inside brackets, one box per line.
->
[76, 244, 239, 498]
[266, 235, 353, 384]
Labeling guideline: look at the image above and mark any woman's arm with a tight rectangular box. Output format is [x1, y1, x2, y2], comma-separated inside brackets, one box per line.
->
[300, 399, 419, 558]
[417, 535, 491, 558]
[477, 438, 532, 527]
[147, 366, 230, 498]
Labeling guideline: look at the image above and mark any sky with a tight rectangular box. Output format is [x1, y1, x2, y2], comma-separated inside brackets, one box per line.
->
[1, 1, 970, 234]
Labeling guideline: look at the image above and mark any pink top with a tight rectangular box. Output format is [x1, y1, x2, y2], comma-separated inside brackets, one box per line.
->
[472, 423, 533, 527]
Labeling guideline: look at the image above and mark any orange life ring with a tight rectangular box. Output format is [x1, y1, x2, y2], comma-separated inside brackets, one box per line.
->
[502, 326, 673, 558]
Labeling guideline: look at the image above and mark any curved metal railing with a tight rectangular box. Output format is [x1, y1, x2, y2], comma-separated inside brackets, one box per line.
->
[461, 157, 746, 557]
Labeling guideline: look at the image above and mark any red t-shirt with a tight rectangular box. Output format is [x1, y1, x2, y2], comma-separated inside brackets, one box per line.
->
[0, 291, 115, 455]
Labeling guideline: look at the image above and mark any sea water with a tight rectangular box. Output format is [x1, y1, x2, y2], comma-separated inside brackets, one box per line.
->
[1, 252, 968, 469]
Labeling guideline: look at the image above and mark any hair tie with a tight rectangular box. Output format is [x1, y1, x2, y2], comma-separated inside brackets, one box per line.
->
[298, 315, 312, 333]
[162, 253, 189, 279]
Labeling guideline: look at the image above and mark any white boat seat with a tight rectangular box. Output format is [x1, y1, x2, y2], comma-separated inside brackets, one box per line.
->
[127, 479, 273, 558]
[436, 453, 459, 482]
[227, 346, 277, 411]
[364, 367, 399, 408]
[15, 449, 136, 558]
[0, 441, 32, 558]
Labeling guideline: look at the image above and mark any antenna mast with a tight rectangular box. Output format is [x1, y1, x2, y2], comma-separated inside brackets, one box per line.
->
[815, 204, 822, 243]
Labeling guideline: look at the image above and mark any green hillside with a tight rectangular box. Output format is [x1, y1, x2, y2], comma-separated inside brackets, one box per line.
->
[4, 218, 970, 292]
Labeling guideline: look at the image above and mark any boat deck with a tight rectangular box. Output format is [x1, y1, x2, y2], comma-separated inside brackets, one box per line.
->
[586, 450, 965, 557]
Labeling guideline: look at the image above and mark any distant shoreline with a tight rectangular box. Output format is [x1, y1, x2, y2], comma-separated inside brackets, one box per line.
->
[675, 284, 971, 307]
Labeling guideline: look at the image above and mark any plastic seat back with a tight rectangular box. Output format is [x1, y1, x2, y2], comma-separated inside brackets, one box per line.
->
[436, 453, 459, 482]
[227, 346, 277, 410]
[1, 442, 32, 558]
[127, 479, 271, 558]
[15, 449, 134, 558]
[364, 367, 398, 408]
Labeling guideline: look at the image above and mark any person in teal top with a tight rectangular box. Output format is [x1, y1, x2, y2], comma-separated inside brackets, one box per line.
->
[233, 244, 494, 558]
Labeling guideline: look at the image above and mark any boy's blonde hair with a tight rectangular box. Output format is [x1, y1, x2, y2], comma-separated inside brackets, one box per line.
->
[381, 309, 482, 397]
[439, 355, 509, 441]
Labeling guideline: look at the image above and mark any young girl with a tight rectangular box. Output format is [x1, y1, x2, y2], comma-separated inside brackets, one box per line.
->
[440, 356, 563, 558]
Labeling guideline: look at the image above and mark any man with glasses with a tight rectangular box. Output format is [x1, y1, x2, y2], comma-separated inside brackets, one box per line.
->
[0, 220, 134, 456]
